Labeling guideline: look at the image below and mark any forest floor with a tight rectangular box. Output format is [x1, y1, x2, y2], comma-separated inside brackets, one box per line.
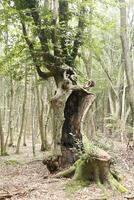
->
[0, 135, 134, 200]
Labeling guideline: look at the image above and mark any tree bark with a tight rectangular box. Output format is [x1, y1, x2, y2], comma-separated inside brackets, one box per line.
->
[119, 0, 134, 121]
[43, 73, 127, 192]
[55, 144, 127, 193]
[35, 73, 46, 151]
[0, 110, 5, 156]
[5, 77, 14, 149]
[16, 67, 27, 154]
[43, 75, 96, 171]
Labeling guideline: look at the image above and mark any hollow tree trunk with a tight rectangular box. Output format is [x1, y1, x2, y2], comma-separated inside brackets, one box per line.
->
[55, 145, 127, 193]
[61, 89, 95, 167]
[43, 77, 127, 192]
[43, 77, 96, 171]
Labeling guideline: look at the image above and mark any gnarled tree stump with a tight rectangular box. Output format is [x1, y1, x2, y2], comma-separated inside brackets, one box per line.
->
[43, 83, 127, 193]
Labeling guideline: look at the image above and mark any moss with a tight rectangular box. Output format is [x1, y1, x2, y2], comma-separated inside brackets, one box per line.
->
[0, 152, 9, 156]
[74, 159, 92, 181]
[4, 160, 20, 165]
[55, 141, 127, 194]
[108, 173, 127, 193]
[65, 180, 90, 195]
[55, 165, 75, 178]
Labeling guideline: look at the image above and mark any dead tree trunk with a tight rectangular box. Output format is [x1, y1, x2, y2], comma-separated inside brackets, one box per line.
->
[60, 89, 95, 167]
[43, 78, 94, 168]
[12, 0, 127, 191]
[43, 75, 127, 192]
[52, 87, 127, 191]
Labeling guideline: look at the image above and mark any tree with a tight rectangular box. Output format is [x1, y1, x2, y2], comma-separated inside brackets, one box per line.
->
[2, 0, 126, 190]
[16, 66, 28, 154]
[12, 0, 89, 162]
[119, 0, 134, 122]
[0, 109, 5, 156]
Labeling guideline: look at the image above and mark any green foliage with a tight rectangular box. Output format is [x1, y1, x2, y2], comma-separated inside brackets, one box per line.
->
[13, 0, 38, 10]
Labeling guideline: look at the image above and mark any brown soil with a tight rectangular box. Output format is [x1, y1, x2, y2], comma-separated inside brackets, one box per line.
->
[0, 139, 134, 200]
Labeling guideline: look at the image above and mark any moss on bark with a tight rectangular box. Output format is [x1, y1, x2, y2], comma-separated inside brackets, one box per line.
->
[55, 149, 127, 194]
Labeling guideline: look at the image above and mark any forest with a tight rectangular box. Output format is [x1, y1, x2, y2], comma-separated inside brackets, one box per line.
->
[0, 0, 134, 199]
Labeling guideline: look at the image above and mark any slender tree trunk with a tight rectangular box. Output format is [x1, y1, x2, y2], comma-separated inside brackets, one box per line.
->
[108, 89, 115, 116]
[9, 78, 14, 147]
[119, 0, 134, 121]
[31, 87, 36, 155]
[0, 110, 5, 156]
[45, 79, 55, 149]
[23, 115, 27, 146]
[34, 73, 46, 151]
[120, 72, 126, 143]
[4, 78, 14, 149]
[82, 9, 96, 138]
[16, 68, 27, 154]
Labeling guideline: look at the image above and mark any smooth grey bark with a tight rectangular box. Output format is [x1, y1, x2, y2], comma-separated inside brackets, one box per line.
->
[16, 68, 28, 154]
[0, 110, 5, 156]
[34, 74, 46, 151]
[5, 78, 14, 150]
[31, 87, 36, 155]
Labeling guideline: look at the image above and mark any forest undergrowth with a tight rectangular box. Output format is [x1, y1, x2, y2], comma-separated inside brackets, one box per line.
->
[0, 134, 134, 200]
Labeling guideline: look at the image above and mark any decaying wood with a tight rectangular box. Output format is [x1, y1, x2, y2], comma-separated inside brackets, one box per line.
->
[125, 195, 134, 200]
[60, 85, 95, 167]
[54, 138, 127, 193]
[43, 77, 96, 167]
[0, 188, 36, 200]
[0, 189, 12, 200]
[0, 193, 12, 200]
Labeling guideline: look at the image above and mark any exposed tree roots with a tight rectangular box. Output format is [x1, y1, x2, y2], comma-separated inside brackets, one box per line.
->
[43, 84, 127, 194]
[54, 147, 127, 193]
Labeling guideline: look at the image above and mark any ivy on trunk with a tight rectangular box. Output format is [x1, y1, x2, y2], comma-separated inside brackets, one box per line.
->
[12, 0, 127, 193]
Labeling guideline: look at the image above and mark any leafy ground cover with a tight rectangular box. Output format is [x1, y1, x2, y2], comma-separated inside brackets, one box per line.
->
[0, 138, 133, 200]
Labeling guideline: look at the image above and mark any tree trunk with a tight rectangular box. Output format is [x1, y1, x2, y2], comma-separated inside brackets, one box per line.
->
[43, 77, 96, 170]
[119, 0, 134, 121]
[16, 68, 27, 154]
[51, 85, 71, 157]
[31, 87, 36, 155]
[23, 113, 27, 146]
[53, 117, 127, 193]
[55, 139, 127, 193]
[5, 77, 14, 149]
[35, 75, 46, 151]
[61, 89, 95, 167]
[43, 73, 127, 192]
[0, 110, 5, 156]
